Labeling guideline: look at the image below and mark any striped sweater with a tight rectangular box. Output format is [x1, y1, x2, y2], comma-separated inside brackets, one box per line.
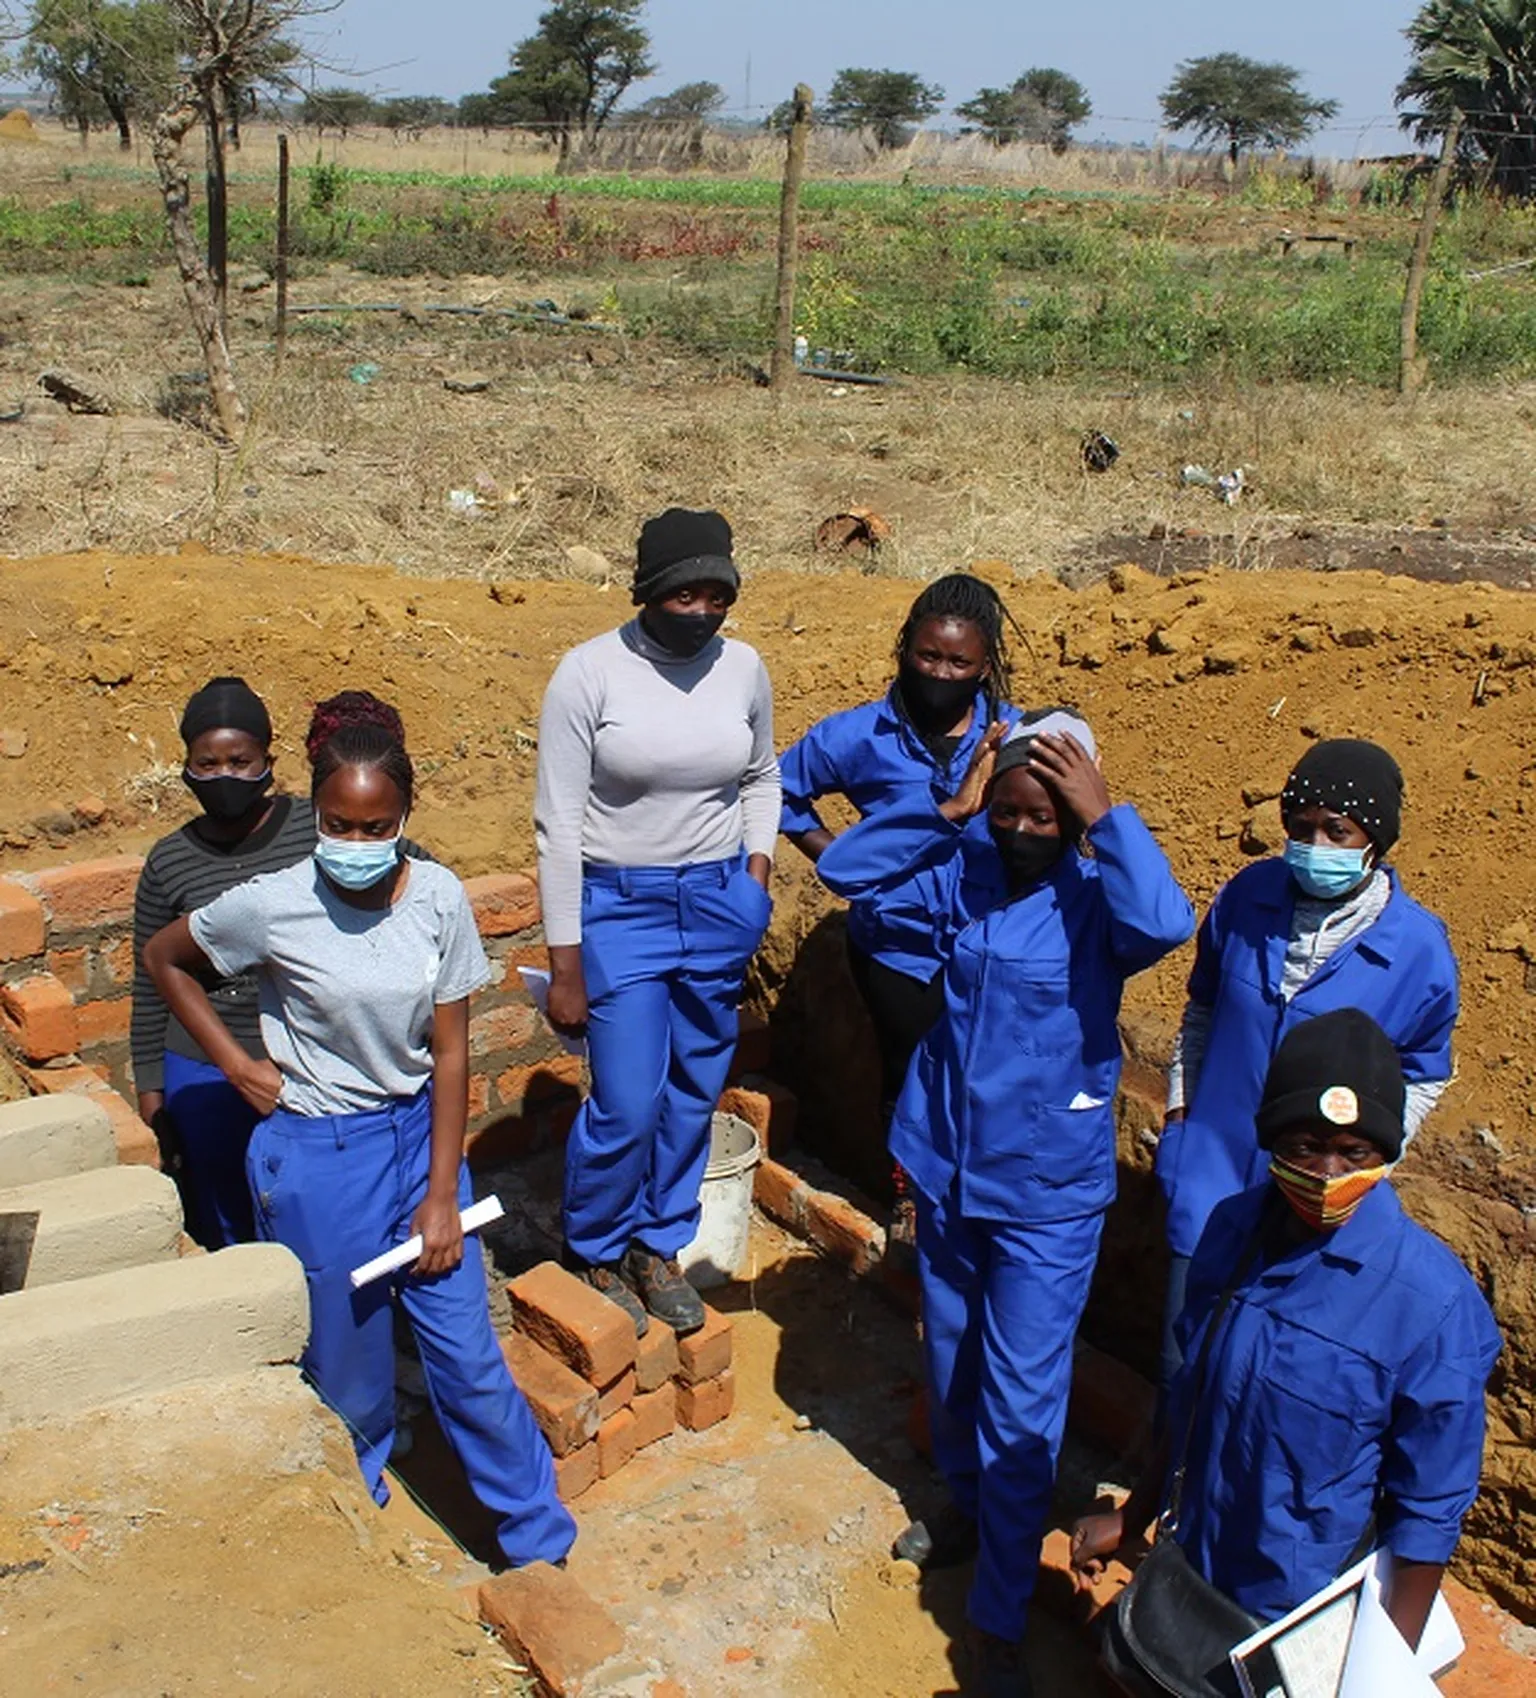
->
[130, 795, 317, 1092]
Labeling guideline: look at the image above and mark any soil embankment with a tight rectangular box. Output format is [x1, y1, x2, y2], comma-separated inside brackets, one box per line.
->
[1, 547, 1533, 1610]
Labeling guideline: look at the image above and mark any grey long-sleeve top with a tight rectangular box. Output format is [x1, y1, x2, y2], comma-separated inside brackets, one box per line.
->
[534, 618, 782, 946]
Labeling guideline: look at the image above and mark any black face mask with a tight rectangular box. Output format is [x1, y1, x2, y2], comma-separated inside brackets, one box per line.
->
[644, 607, 725, 658]
[989, 825, 1063, 887]
[898, 663, 979, 728]
[183, 767, 273, 822]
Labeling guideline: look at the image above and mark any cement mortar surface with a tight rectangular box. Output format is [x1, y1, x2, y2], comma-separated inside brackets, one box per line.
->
[0, 1369, 529, 1697]
[0, 1095, 115, 1188]
[0, 1242, 309, 1427]
[0, 1163, 182, 1288]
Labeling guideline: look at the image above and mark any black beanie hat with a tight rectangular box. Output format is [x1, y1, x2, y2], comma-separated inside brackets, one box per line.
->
[1281, 738, 1403, 854]
[179, 676, 272, 748]
[1255, 1008, 1406, 1160]
[631, 508, 740, 607]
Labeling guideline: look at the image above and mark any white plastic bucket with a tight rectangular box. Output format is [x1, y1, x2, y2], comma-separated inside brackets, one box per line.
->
[680, 1112, 761, 1290]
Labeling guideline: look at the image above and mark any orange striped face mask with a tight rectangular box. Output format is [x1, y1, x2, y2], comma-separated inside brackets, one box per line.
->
[1270, 1155, 1389, 1232]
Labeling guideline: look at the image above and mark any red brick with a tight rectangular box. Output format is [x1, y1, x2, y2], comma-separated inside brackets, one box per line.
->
[0, 974, 78, 1061]
[97, 935, 136, 989]
[499, 943, 555, 987]
[478, 1562, 623, 1692]
[464, 872, 540, 938]
[96, 1090, 160, 1168]
[729, 1009, 771, 1078]
[18, 1061, 112, 1096]
[466, 1073, 491, 1120]
[719, 1078, 798, 1159]
[508, 1261, 637, 1387]
[76, 997, 131, 1048]
[0, 881, 45, 962]
[494, 1053, 583, 1109]
[30, 856, 142, 933]
[675, 1306, 732, 1387]
[553, 1442, 599, 1504]
[597, 1365, 635, 1422]
[46, 946, 90, 997]
[597, 1407, 638, 1479]
[753, 1158, 808, 1233]
[676, 1368, 734, 1432]
[635, 1319, 679, 1393]
[501, 1331, 600, 1457]
[804, 1189, 883, 1275]
[469, 1000, 539, 1058]
[1068, 1344, 1156, 1459]
[631, 1382, 676, 1450]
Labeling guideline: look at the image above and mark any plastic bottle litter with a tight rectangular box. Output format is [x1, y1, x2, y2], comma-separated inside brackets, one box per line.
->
[1181, 464, 1246, 505]
[446, 488, 481, 517]
[1181, 463, 1216, 488]
[1215, 468, 1246, 505]
[347, 361, 381, 386]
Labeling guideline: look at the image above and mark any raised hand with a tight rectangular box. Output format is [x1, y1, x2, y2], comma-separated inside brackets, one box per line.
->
[940, 720, 1010, 822]
[1027, 732, 1111, 829]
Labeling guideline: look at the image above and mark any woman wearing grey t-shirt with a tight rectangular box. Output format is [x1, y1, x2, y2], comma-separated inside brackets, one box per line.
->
[535, 508, 781, 1337]
[145, 690, 575, 1570]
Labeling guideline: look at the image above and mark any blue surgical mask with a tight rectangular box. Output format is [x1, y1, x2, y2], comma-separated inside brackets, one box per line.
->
[314, 827, 402, 890]
[1284, 838, 1373, 900]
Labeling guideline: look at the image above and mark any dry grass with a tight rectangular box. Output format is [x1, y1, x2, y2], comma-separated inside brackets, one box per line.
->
[4, 261, 1536, 583]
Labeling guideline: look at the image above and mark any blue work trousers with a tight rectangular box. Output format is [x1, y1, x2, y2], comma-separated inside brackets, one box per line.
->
[247, 1087, 575, 1568]
[564, 855, 771, 1267]
[162, 1051, 257, 1248]
[917, 1186, 1105, 1642]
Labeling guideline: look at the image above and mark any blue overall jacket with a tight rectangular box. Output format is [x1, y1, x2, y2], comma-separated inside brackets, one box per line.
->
[818, 798, 1195, 1224]
[1171, 1181, 1500, 1622]
[779, 688, 1016, 982]
[1157, 859, 1458, 1258]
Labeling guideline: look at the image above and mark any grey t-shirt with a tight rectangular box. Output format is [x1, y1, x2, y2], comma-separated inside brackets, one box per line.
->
[190, 856, 491, 1118]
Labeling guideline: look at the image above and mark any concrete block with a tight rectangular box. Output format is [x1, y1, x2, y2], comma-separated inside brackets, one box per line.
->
[0, 1094, 116, 1187]
[0, 1165, 183, 1289]
[0, 1242, 309, 1428]
[676, 1367, 735, 1432]
[508, 1261, 637, 1387]
[479, 1562, 624, 1695]
[675, 1305, 732, 1387]
[500, 1330, 599, 1457]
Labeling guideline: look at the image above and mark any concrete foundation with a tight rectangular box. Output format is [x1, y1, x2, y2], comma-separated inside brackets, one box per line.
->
[0, 1094, 116, 1187]
[0, 1242, 310, 1428]
[0, 1164, 184, 1289]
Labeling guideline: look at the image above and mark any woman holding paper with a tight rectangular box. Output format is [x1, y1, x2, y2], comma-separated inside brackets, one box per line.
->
[145, 690, 575, 1568]
[1072, 1010, 1500, 1666]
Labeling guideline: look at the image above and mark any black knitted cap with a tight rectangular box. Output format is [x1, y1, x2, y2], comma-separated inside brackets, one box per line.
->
[631, 508, 740, 606]
[1255, 1008, 1406, 1160]
[1281, 738, 1403, 854]
[179, 676, 272, 748]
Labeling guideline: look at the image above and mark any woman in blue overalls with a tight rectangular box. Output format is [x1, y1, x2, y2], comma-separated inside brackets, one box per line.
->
[536, 508, 781, 1339]
[145, 691, 575, 1569]
[1073, 1009, 1499, 1664]
[1155, 738, 1458, 1392]
[818, 710, 1194, 1697]
[779, 574, 1020, 1237]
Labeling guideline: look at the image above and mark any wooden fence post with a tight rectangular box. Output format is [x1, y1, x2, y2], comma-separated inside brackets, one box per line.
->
[275, 132, 290, 367]
[1400, 110, 1462, 397]
[771, 85, 813, 391]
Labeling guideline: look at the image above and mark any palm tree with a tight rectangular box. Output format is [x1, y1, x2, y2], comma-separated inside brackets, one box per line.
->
[1398, 0, 1536, 196]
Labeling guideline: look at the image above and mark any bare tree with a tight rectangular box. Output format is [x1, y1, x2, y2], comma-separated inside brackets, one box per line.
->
[152, 1, 339, 443]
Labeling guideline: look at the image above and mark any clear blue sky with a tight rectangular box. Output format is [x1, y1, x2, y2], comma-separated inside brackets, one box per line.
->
[311, 0, 1423, 154]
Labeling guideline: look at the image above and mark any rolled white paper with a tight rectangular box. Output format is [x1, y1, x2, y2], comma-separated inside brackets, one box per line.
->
[348, 1195, 506, 1289]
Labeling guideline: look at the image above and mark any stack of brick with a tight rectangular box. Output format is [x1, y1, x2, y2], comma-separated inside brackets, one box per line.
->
[503, 1261, 736, 1504]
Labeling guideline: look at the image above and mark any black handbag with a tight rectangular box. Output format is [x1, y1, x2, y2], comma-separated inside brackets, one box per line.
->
[1099, 1235, 1266, 1698]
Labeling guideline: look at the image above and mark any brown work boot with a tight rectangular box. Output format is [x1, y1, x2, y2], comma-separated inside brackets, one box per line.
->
[623, 1245, 705, 1336]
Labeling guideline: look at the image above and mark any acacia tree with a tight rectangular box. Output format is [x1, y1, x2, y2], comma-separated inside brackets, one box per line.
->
[22, 0, 178, 148]
[153, 1, 336, 443]
[484, 0, 653, 167]
[1399, 0, 1536, 197]
[824, 67, 943, 149]
[1160, 52, 1338, 165]
[956, 67, 1091, 151]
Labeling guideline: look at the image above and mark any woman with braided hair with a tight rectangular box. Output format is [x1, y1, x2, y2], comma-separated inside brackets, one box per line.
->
[778, 573, 1023, 1234]
[145, 689, 575, 1568]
